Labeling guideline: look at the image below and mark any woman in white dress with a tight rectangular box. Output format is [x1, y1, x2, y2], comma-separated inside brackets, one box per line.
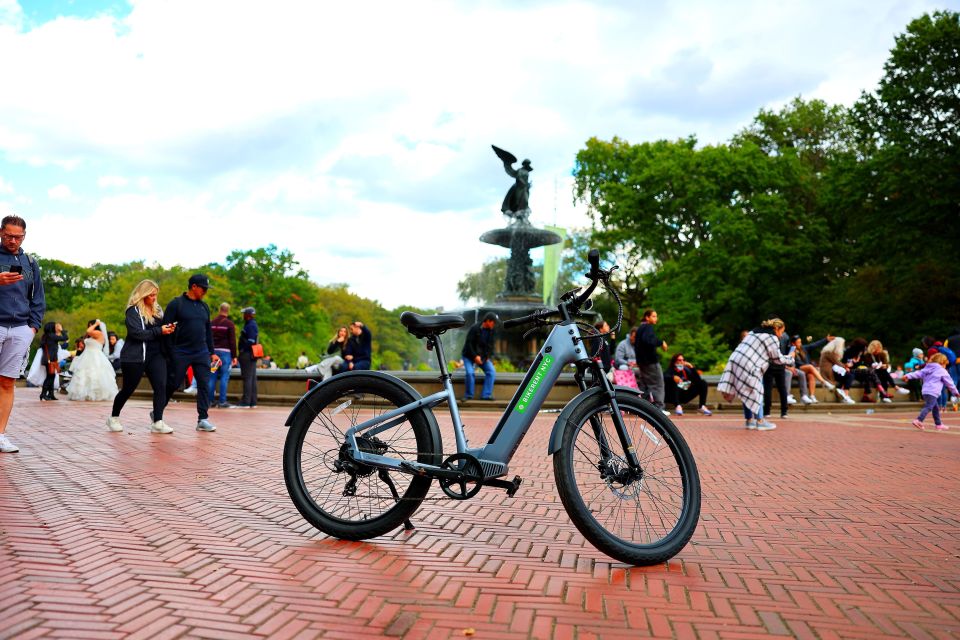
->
[67, 319, 118, 402]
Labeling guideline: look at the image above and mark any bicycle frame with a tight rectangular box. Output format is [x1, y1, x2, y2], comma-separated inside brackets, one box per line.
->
[341, 317, 640, 481]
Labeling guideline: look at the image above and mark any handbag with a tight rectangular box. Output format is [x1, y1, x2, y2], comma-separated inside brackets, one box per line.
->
[613, 368, 639, 389]
[44, 343, 60, 375]
[250, 343, 264, 359]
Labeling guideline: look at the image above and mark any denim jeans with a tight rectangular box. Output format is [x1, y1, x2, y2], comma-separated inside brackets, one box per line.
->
[208, 348, 232, 405]
[463, 358, 495, 399]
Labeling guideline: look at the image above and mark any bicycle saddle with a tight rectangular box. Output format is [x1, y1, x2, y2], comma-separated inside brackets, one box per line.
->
[400, 311, 465, 337]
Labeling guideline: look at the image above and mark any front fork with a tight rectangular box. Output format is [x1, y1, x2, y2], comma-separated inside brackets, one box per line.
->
[574, 360, 644, 474]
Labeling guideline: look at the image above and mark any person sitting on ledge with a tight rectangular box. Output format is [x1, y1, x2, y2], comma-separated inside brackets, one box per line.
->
[461, 312, 497, 401]
[663, 353, 711, 416]
[343, 321, 372, 372]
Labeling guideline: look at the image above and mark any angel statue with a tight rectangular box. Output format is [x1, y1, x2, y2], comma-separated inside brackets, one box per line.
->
[492, 145, 533, 225]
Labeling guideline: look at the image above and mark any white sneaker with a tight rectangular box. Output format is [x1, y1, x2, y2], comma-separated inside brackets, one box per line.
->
[699, 405, 712, 416]
[0, 434, 19, 453]
[895, 387, 910, 395]
[786, 395, 797, 405]
[843, 394, 856, 405]
[882, 397, 893, 403]
[825, 381, 836, 391]
[810, 395, 819, 404]
[184, 386, 197, 395]
[660, 408, 671, 417]
[801, 395, 813, 405]
[756, 419, 777, 431]
[745, 419, 757, 430]
[106, 417, 123, 432]
[150, 420, 173, 434]
[674, 405, 684, 416]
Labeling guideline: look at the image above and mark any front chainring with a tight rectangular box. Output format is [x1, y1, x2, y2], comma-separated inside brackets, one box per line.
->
[438, 453, 484, 500]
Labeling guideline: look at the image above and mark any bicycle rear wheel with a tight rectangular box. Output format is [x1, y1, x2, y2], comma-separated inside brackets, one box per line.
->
[553, 393, 700, 565]
[283, 374, 439, 540]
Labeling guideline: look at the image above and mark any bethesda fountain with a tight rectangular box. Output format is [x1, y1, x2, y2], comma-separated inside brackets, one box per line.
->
[447, 146, 563, 367]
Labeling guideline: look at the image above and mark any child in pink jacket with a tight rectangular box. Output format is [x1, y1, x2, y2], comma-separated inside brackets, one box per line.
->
[903, 353, 959, 431]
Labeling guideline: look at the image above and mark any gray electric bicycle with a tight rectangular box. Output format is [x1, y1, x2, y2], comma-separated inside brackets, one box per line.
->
[283, 250, 700, 565]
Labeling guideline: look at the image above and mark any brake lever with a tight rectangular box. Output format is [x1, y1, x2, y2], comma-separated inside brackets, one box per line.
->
[521, 315, 557, 341]
[559, 287, 581, 303]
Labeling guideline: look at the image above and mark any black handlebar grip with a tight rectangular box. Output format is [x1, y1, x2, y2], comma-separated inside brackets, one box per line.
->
[587, 249, 600, 276]
[503, 314, 533, 329]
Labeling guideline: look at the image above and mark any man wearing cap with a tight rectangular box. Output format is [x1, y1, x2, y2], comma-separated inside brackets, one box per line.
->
[237, 306, 259, 408]
[162, 273, 220, 431]
[461, 312, 498, 401]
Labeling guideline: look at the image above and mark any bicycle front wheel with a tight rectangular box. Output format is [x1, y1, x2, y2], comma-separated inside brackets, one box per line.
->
[553, 393, 700, 565]
[283, 373, 440, 540]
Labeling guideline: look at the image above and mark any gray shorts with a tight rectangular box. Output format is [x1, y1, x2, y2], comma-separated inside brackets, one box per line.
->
[0, 325, 34, 379]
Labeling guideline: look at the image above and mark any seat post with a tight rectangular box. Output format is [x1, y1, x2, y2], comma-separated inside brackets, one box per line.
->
[430, 336, 450, 379]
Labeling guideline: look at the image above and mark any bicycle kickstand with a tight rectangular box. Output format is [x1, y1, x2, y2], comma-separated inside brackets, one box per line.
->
[378, 469, 415, 531]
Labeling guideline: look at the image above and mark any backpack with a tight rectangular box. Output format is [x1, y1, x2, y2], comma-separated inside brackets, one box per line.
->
[19, 251, 38, 302]
[938, 345, 959, 365]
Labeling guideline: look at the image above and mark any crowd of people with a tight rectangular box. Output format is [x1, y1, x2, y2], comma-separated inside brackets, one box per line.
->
[587, 307, 960, 433]
[1, 212, 958, 453]
[0, 214, 284, 450]
[714, 318, 960, 432]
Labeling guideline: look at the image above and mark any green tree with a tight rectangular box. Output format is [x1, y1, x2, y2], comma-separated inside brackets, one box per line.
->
[34, 258, 98, 314]
[832, 10, 960, 345]
[210, 246, 330, 366]
[457, 258, 509, 304]
[573, 97, 866, 354]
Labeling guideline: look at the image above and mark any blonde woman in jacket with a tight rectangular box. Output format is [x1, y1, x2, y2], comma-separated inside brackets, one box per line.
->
[106, 280, 176, 434]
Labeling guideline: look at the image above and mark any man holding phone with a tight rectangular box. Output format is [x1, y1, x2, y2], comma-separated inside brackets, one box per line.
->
[0, 215, 45, 453]
[162, 273, 220, 432]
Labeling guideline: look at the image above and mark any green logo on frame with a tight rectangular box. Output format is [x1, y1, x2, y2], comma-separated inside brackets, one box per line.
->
[516, 354, 554, 413]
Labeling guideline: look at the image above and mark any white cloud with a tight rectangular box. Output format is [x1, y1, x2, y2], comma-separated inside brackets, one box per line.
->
[1, 0, 955, 308]
[47, 184, 72, 200]
[97, 175, 128, 188]
[0, 176, 13, 193]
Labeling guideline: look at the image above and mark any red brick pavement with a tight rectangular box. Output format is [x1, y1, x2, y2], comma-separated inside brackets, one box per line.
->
[1, 394, 959, 639]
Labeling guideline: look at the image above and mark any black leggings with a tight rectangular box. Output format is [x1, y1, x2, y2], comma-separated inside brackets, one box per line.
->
[763, 366, 789, 417]
[42, 370, 56, 397]
[112, 355, 167, 420]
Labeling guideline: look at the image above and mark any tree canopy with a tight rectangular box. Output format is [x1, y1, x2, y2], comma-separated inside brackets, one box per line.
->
[34, 246, 435, 370]
[569, 11, 960, 369]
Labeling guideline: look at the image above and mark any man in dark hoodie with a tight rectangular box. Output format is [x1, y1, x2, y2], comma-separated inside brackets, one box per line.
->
[163, 273, 220, 432]
[461, 312, 498, 400]
[0, 215, 45, 453]
[635, 309, 668, 414]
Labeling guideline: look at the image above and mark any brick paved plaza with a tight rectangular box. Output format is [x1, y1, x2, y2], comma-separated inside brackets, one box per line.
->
[1, 394, 958, 639]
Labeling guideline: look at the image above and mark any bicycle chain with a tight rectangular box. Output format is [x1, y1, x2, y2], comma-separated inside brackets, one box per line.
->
[321, 449, 484, 501]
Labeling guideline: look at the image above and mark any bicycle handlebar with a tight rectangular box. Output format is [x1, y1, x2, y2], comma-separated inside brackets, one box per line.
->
[502, 309, 552, 329]
[501, 249, 616, 331]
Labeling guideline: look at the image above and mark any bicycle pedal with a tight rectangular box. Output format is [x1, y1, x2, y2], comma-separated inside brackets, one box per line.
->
[485, 475, 523, 497]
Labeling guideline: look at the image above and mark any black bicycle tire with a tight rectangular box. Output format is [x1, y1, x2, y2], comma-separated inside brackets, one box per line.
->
[283, 374, 437, 540]
[553, 392, 700, 565]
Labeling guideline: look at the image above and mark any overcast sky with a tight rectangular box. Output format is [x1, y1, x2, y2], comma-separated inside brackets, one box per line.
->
[1, 0, 955, 310]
